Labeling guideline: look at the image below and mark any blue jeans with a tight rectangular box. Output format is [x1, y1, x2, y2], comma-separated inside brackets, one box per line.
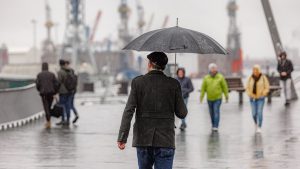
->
[137, 147, 175, 169]
[207, 99, 222, 128]
[70, 93, 78, 116]
[181, 98, 188, 125]
[250, 97, 265, 127]
[59, 94, 72, 122]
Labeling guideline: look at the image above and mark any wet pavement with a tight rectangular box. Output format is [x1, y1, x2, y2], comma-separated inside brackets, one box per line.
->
[1, 80, 300, 169]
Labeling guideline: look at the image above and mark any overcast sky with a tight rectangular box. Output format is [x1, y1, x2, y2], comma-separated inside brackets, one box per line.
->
[0, 0, 299, 60]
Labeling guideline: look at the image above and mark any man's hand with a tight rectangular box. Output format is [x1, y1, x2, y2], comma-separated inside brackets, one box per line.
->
[117, 142, 126, 150]
[281, 72, 287, 76]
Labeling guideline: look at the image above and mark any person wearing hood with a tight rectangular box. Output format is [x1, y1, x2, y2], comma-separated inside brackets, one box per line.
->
[176, 67, 194, 130]
[200, 63, 229, 132]
[246, 65, 270, 133]
[277, 52, 294, 106]
[36, 62, 59, 129]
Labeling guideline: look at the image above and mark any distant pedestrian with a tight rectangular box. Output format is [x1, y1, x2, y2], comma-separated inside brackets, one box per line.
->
[117, 52, 187, 169]
[36, 62, 59, 129]
[200, 63, 229, 132]
[246, 65, 270, 133]
[56, 59, 75, 126]
[176, 67, 194, 131]
[65, 60, 79, 124]
[277, 52, 294, 106]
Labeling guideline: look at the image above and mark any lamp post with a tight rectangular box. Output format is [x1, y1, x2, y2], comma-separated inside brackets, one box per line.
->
[31, 19, 37, 61]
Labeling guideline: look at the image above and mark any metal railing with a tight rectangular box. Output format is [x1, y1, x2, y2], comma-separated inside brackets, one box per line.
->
[0, 81, 43, 131]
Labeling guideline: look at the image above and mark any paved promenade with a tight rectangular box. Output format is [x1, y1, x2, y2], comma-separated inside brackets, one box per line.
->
[0, 80, 300, 169]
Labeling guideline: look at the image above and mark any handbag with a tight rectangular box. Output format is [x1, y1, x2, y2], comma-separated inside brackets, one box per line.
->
[50, 100, 63, 118]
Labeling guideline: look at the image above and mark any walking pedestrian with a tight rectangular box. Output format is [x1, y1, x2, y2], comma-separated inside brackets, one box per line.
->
[176, 67, 194, 131]
[200, 63, 229, 132]
[65, 60, 79, 124]
[117, 52, 187, 169]
[246, 65, 270, 133]
[277, 52, 294, 106]
[56, 59, 74, 126]
[36, 62, 59, 129]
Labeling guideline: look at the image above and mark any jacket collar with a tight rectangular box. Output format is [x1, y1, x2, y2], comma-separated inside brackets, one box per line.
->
[147, 70, 164, 75]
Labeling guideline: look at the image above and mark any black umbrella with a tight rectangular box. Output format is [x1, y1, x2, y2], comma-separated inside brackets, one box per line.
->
[123, 23, 227, 72]
[123, 26, 227, 54]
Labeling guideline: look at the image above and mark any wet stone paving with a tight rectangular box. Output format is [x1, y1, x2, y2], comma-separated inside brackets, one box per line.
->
[0, 80, 300, 169]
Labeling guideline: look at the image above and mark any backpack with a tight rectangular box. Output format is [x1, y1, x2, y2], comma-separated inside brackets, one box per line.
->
[64, 70, 78, 92]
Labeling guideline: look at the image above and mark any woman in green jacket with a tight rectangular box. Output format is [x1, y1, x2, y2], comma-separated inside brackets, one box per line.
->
[200, 63, 229, 132]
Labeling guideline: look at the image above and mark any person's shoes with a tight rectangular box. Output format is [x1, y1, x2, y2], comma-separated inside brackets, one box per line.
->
[45, 121, 51, 129]
[56, 121, 64, 126]
[212, 127, 218, 132]
[180, 123, 187, 131]
[63, 121, 70, 126]
[285, 102, 290, 106]
[72, 116, 79, 124]
[256, 127, 262, 133]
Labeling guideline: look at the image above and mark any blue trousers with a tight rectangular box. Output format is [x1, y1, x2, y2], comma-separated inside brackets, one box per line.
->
[181, 98, 188, 125]
[137, 147, 175, 169]
[70, 93, 78, 116]
[207, 99, 222, 128]
[250, 97, 265, 127]
[59, 94, 72, 122]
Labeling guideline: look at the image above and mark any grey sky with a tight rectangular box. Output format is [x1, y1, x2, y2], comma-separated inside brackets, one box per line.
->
[0, 0, 299, 60]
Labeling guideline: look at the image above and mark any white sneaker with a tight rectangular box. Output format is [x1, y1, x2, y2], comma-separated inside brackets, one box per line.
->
[256, 127, 262, 133]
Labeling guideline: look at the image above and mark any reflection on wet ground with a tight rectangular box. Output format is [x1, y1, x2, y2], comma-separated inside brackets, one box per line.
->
[1, 88, 300, 169]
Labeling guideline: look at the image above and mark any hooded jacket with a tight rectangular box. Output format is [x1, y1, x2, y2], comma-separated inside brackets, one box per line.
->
[36, 63, 59, 95]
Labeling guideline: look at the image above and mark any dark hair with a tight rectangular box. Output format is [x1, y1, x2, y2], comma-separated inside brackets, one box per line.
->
[59, 59, 66, 66]
[42, 62, 49, 71]
[150, 61, 165, 70]
[279, 52, 287, 58]
[176, 67, 185, 76]
[65, 60, 70, 65]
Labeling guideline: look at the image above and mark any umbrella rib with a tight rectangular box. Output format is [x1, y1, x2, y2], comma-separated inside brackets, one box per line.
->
[185, 30, 203, 53]
[138, 29, 167, 51]
[192, 30, 227, 54]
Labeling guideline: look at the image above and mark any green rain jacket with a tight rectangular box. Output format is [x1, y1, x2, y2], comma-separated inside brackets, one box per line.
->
[200, 73, 229, 102]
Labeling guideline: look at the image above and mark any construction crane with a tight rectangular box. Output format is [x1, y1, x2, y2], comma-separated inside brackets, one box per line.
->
[61, 0, 97, 73]
[41, 0, 57, 64]
[226, 0, 243, 76]
[261, 0, 298, 100]
[135, 0, 145, 34]
[89, 10, 102, 44]
[145, 13, 154, 32]
[161, 15, 169, 28]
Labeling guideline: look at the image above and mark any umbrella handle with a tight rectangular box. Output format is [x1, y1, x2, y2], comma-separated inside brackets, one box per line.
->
[174, 53, 177, 77]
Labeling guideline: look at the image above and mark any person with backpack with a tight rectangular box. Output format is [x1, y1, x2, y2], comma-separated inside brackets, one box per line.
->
[56, 59, 74, 126]
[65, 60, 79, 124]
[36, 62, 59, 129]
[246, 65, 270, 133]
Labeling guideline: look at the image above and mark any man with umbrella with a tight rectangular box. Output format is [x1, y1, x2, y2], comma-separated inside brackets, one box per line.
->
[117, 52, 187, 169]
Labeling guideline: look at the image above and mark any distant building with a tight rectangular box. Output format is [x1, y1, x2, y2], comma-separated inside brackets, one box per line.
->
[0, 44, 9, 71]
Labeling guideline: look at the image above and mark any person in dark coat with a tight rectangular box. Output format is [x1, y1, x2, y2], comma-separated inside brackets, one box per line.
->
[56, 59, 72, 126]
[117, 52, 187, 169]
[65, 60, 79, 124]
[277, 52, 294, 105]
[176, 67, 194, 130]
[36, 62, 59, 129]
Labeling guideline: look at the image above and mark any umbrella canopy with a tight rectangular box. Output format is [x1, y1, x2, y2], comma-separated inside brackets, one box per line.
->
[123, 26, 227, 55]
